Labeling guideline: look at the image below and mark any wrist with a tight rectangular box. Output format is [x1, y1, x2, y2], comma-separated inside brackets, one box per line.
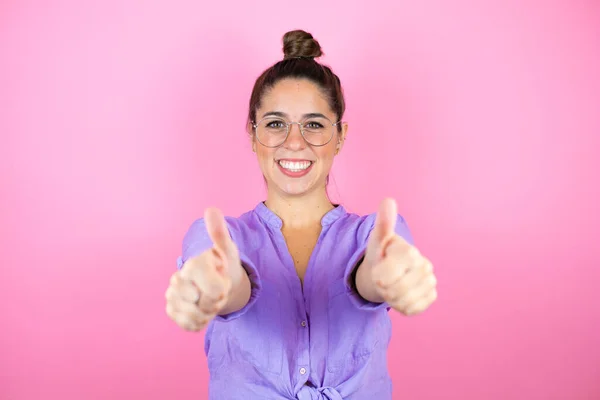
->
[355, 259, 385, 304]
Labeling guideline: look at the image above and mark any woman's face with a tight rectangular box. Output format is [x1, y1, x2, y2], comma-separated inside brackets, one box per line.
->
[250, 78, 347, 197]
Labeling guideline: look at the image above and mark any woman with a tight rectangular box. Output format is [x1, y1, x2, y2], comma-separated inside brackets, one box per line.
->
[165, 30, 438, 400]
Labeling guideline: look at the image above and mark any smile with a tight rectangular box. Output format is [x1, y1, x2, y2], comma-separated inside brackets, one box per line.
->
[277, 160, 313, 172]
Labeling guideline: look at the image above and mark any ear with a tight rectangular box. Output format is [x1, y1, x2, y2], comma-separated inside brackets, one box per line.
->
[335, 122, 348, 155]
[247, 121, 256, 153]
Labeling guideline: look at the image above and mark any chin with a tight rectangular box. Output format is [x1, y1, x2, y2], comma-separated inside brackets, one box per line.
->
[269, 175, 318, 196]
[279, 181, 314, 196]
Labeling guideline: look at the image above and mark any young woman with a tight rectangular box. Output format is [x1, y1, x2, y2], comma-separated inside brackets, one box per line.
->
[165, 29, 438, 400]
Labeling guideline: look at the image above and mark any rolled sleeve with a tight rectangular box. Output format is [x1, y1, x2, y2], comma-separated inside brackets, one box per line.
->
[344, 213, 415, 311]
[176, 217, 262, 322]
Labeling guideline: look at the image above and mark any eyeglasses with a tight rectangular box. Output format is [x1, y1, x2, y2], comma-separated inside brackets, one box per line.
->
[252, 116, 340, 148]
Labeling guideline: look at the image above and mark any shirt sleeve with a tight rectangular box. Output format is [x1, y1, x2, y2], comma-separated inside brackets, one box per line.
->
[176, 217, 262, 322]
[343, 213, 415, 311]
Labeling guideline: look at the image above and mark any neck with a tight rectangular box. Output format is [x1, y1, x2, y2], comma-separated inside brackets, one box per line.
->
[265, 187, 335, 229]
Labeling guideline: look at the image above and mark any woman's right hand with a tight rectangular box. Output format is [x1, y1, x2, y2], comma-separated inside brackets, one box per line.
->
[165, 208, 243, 331]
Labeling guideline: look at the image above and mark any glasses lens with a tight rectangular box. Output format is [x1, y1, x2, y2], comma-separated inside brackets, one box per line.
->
[256, 117, 288, 147]
[255, 116, 335, 147]
[301, 117, 334, 146]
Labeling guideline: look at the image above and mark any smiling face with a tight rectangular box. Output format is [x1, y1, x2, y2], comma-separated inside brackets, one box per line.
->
[250, 78, 347, 198]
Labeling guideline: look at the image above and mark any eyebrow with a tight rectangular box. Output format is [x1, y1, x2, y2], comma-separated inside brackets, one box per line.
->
[261, 111, 328, 120]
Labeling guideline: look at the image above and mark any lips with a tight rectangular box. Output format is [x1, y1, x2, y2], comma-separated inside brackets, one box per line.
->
[275, 159, 314, 178]
[277, 159, 312, 172]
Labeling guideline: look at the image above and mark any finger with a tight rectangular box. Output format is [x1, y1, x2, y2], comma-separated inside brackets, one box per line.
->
[167, 272, 200, 303]
[404, 288, 438, 316]
[371, 238, 414, 288]
[389, 267, 437, 310]
[381, 261, 431, 303]
[173, 312, 203, 331]
[167, 295, 214, 329]
[197, 290, 228, 315]
[373, 198, 397, 242]
[385, 235, 417, 260]
[204, 207, 232, 257]
[185, 251, 231, 301]
[367, 198, 398, 261]
[371, 256, 407, 290]
[166, 303, 200, 331]
[167, 295, 204, 320]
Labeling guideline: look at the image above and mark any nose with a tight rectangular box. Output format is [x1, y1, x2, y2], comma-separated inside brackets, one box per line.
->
[283, 122, 306, 150]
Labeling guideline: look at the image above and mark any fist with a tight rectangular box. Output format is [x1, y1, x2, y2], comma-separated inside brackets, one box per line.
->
[365, 198, 438, 316]
[165, 207, 242, 331]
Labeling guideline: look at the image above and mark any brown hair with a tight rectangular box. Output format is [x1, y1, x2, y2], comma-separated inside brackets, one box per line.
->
[247, 30, 346, 131]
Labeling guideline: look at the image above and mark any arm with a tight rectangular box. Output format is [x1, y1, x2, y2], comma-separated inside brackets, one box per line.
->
[354, 258, 385, 304]
[351, 198, 437, 316]
[218, 263, 251, 316]
[343, 198, 415, 310]
[178, 209, 262, 322]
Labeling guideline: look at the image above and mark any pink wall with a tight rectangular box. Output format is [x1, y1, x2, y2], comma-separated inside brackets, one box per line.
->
[1, 1, 599, 399]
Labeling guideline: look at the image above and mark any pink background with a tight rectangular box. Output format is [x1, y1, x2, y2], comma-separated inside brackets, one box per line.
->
[1, 1, 599, 399]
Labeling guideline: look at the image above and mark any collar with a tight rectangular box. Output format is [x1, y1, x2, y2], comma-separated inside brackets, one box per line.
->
[254, 201, 347, 229]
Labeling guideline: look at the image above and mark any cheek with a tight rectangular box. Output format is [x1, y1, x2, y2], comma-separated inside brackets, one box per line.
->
[256, 148, 275, 167]
[316, 147, 336, 165]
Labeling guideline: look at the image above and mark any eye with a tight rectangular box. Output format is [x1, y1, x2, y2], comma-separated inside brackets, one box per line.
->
[304, 121, 325, 130]
[265, 120, 286, 129]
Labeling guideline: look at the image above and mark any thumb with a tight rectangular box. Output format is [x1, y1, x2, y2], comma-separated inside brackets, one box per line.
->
[204, 207, 233, 257]
[368, 198, 398, 258]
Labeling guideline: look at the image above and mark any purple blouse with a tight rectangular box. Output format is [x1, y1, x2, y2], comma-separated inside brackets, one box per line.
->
[176, 202, 414, 399]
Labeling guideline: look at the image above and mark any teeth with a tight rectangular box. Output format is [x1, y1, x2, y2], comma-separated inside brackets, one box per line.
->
[278, 160, 312, 172]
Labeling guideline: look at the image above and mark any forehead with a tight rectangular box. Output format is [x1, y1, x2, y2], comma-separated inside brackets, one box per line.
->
[258, 78, 333, 118]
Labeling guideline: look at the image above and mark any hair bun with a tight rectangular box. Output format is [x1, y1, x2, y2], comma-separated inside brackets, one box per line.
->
[282, 30, 323, 60]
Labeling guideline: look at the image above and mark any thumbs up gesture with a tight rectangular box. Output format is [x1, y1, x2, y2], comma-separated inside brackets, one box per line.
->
[362, 198, 438, 316]
[165, 208, 246, 331]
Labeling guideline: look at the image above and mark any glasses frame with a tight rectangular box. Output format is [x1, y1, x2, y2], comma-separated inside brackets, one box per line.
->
[252, 116, 342, 148]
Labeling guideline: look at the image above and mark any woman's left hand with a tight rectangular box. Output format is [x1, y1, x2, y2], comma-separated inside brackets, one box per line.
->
[363, 198, 438, 316]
